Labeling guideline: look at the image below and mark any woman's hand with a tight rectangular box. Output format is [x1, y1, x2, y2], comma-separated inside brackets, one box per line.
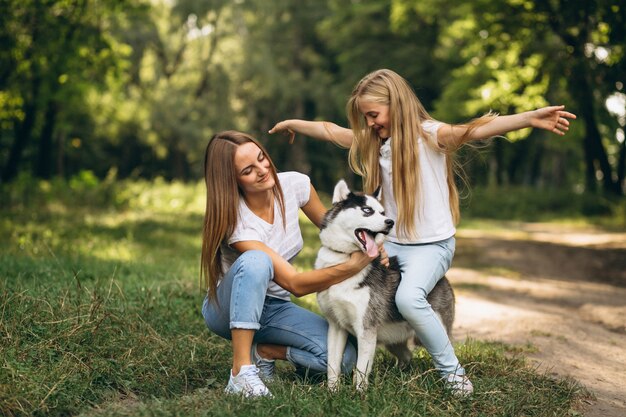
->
[268, 120, 296, 144]
[529, 105, 577, 136]
[346, 250, 377, 273]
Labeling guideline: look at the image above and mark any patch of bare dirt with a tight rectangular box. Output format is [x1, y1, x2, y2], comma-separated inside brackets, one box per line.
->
[451, 222, 626, 417]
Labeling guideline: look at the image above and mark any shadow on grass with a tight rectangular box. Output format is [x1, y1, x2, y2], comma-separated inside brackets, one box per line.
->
[455, 236, 626, 287]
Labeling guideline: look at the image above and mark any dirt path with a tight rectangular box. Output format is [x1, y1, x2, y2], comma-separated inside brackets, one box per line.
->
[450, 222, 626, 417]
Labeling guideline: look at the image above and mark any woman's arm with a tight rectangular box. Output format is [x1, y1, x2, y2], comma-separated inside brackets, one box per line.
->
[269, 119, 354, 148]
[300, 184, 327, 228]
[231, 240, 374, 297]
[437, 105, 577, 149]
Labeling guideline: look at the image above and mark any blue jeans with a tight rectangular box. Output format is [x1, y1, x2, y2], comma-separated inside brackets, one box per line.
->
[385, 237, 465, 376]
[202, 250, 357, 375]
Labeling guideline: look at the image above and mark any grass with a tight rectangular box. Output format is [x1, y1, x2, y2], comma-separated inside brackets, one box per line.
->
[0, 177, 595, 416]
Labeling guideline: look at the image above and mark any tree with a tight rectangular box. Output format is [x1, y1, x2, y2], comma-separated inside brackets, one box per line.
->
[229, 0, 353, 190]
[0, 0, 144, 182]
[393, 0, 625, 195]
[536, 0, 626, 195]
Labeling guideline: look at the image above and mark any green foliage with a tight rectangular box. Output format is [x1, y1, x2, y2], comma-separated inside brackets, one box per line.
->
[0, 0, 149, 181]
[0, 170, 118, 209]
[393, 0, 626, 195]
[1, 0, 625, 195]
[461, 186, 625, 228]
[0, 169, 205, 212]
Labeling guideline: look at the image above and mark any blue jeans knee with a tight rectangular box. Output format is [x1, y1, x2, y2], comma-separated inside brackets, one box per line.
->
[233, 250, 274, 286]
[202, 250, 274, 335]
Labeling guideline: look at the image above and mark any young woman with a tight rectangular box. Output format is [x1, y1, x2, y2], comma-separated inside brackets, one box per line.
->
[201, 130, 381, 397]
[269, 69, 576, 396]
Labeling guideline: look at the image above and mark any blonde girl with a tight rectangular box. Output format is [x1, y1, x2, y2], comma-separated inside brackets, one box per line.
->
[269, 69, 576, 395]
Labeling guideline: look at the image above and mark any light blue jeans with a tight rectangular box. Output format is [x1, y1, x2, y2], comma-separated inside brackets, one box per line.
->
[385, 236, 465, 376]
[202, 250, 357, 375]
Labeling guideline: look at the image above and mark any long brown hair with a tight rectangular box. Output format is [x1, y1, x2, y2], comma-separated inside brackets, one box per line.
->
[201, 130, 285, 302]
[346, 69, 495, 239]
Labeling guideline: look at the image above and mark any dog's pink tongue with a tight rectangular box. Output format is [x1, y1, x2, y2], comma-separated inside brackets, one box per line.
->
[361, 232, 379, 257]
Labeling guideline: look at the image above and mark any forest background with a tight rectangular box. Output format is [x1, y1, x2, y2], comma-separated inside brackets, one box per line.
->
[1, 0, 625, 205]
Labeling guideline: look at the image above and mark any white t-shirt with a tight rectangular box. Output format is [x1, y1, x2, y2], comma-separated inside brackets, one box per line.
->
[379, 120, 455, 244]
[220, 171, 311, 300]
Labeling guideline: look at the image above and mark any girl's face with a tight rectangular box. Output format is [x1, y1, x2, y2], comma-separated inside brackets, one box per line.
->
[234, 142, 275, 194]
[359, 101, 390, 139]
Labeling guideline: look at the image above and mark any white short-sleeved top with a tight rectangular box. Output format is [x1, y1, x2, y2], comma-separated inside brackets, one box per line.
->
[379, 120, 455, 244]
[220, 171, 311, 300]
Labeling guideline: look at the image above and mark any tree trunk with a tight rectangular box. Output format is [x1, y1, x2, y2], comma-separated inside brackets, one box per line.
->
[36, 100, 58, 179]
[618, 138, 625, 194]
[2, 76, 41, 183]
[169, 144, 188, 180]
[529, 139, 543, 187]
[568, 59, 621, 195]
[494, 140, 504, 186]
[541, 2, 620, 195]
[56, 130, 66, 177]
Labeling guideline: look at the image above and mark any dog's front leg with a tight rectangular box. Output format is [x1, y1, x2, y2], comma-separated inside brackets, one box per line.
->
[327, 321, 348, 391]
[354, 328, 377, 391]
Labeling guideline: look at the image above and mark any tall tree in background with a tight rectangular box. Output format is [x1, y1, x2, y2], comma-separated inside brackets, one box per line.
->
[229, 0, 350, 189]
[537, 0, 626, 195]
[0, 0, 143, 182]
[393, 0, 625, 195]
[144, 0, 232, 179]
[89, 0, 235, 180]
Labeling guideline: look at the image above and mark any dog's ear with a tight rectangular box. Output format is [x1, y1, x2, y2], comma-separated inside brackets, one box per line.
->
[372, 185, 382, 200]
[332, 179, 351, 203]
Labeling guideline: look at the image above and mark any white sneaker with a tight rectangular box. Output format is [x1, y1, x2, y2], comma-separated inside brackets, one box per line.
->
[225, 365, 272, 398]
[251, 343, 276, 381]
[444, 373, 474, 397]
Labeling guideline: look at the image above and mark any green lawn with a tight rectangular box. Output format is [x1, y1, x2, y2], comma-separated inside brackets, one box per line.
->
[0, 179, 591, 416]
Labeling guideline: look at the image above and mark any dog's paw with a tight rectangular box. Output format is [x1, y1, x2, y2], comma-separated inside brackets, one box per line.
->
[327, 381, 340, 392]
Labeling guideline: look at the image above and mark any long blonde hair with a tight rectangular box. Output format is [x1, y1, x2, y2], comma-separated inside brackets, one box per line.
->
[346, 69, 495, 239]
[201, 131, 285, 302]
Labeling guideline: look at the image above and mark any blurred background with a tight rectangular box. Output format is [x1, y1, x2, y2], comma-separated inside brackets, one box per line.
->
[1, 0, 625, 215]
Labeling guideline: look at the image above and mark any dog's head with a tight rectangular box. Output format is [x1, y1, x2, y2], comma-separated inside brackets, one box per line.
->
[319, 180, 394, 256]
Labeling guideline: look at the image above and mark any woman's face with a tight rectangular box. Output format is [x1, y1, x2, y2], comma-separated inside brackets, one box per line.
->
[359, 101, 391, 139]
[234, 142, 275, 194]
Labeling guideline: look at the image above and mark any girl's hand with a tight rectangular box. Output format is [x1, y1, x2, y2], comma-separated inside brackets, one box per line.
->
[268, 121, 295, 144]
[529, 105, 577, 136]
[379, 246, 390, 268]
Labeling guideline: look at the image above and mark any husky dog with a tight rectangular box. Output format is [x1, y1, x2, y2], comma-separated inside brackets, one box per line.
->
[315, 180, 455, 390]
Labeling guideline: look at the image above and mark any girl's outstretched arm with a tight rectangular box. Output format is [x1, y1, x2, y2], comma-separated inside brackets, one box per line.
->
[437, 105, 577, 149]
[269, 119, 354, 148]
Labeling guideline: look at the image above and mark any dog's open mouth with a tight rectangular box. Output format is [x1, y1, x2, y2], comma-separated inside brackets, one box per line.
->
[355, 228, 381, 258]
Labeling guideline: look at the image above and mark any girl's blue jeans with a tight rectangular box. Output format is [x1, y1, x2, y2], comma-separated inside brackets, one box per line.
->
[385, 236, 465, 377]
[202, 250, 356, 375]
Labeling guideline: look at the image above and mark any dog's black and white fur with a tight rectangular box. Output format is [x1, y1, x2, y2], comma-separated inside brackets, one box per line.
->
[315, 180, 455, 390]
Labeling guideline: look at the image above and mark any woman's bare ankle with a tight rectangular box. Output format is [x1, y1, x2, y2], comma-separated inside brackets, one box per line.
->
[256, 343, 287, 361]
